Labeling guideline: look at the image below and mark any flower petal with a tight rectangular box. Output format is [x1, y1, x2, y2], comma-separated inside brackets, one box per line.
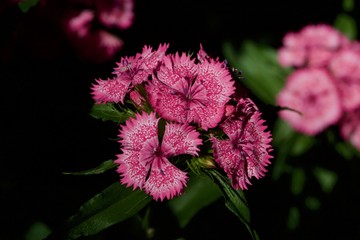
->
[161, 123, 202, 157]
[143, 156, 188, 201]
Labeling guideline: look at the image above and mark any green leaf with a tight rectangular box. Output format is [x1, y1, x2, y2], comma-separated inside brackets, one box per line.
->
[62, 160, 117, 175]
[18, 0, 39, 12]
[290, 168, 305, 195]
[334, 13, 357, 40]
[168, 173, 222, 228]
[25, 221, 51, 240]
[205, 169, 260, 240]
[90, 103, 134, 123]
[59, 182, 151, 239]
[287, 207, 300, 230]
[305, 196, 321, 210]
[313, 167, 338, 193]
[342, 0, 354, 12]
[223, 40, 290, 105]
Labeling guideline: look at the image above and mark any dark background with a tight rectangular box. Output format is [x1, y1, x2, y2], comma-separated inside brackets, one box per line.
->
[2, 0, 359, 239]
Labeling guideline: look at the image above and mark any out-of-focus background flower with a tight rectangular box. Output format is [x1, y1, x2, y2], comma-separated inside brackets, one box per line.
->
[2, 0, 360, 239]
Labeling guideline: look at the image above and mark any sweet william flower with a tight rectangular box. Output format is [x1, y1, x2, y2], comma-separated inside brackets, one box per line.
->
[91, 43, 169, 104]
[211, 98, 273, 190]
[115, 112, 202, 201]
[278, 24, 349, 68]
[146, 45, 235, 130]
[277, 68, 342, 135]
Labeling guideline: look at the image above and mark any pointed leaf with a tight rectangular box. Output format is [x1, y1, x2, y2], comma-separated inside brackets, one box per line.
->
[168, 173, 222, 228]
[62, 160, 117, 175]
[223, 40, 290, 105]
[205, 169, 260, 240]
[334, 13, 357, 40]
[55, 182, 151, 239]
[90, 103, 134, 123]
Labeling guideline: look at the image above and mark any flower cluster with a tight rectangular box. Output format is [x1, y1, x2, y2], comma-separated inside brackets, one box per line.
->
[276, 24, 360, 151]
[91, 43, 273, 201]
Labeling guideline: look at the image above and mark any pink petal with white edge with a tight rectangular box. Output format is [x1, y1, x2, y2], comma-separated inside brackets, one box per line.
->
[211, 138, 251, 190]
[143, 156, 188, 201]
[115, 150, 148, 190]
[118, 112, 159, 152]
[161, 123, 202, 157]
[91, 75, 131, 104]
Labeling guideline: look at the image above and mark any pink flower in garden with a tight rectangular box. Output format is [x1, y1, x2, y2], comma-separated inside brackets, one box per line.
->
[115, 112, 202, 201]
[278, 24, 349, 68]
[329, 45, 360, 111]
[340, 108, 360, 151]
[91, 43, 169, 104]
[146, 45, 235, 130]
[277, 68, 342, 135]
[211, 98, 273, 190]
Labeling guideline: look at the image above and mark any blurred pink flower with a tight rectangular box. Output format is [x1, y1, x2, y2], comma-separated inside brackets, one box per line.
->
[278, 24, 349, 68]
[62, 0, 134, 62]
[277, 68, 342, 135]
[91, 43, 169, 103]
[211, 98, 273, 190]
[329, 44, 360, 111]
[340, 108, 360, 151]
[115, 112, 202, 201]
[97, 0, 134, 29]
[146, 45, 235, 130]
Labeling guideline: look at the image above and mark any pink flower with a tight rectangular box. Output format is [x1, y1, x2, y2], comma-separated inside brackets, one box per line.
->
[211, 98, 273, 190]
[67, 10, 94, 38]
[329, 44, 360, 111]
[97, 0, 134, 29]
[278, 24, 349, 68]
[115, 112, 202, 201]
[91, 43, 169, 104]
[62, 0, 134, 62]
[146, 46, 235, 130]
[114, 43, 169, 85]
[91, 74, 132, 104]
[340, 108, 360, 151]
[277, 68, 342, 135]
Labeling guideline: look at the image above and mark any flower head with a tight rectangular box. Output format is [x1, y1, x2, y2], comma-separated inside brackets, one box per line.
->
[278, 24, 349, 68]
[211, 98, 273, 190]
[115, 112, 202, 201]
[91, 43, 169, 104]
[277, 68, 342, 135]
[146, 46, 235, 130]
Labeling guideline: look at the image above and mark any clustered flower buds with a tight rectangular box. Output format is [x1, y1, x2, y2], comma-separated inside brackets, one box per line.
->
[277, 24, 360, 151]
[91, 43, 273, 201]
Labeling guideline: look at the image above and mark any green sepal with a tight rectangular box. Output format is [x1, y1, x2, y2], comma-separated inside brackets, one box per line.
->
[62, 160, 117, 175]
[55, 182, 151, 239]
[90, 103, 134, 123]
